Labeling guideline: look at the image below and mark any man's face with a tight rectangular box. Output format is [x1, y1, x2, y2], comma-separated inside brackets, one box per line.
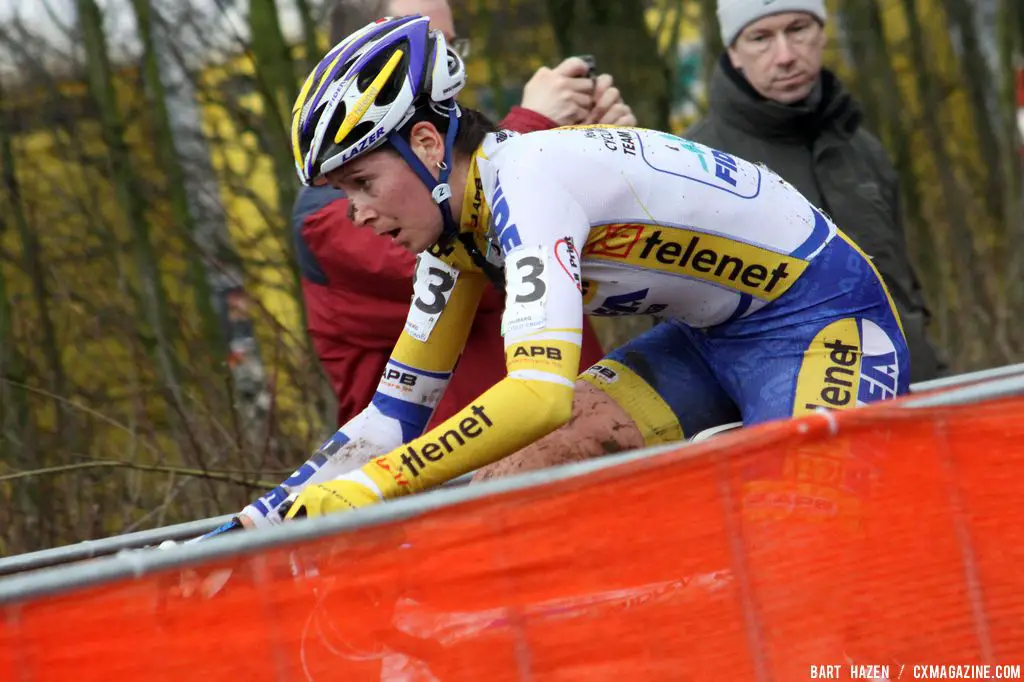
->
[388, 0, 455, 38]
[727, 12, 826, 104]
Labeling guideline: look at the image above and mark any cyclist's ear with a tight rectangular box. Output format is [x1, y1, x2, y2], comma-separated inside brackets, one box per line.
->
[408, 121, 446, 173]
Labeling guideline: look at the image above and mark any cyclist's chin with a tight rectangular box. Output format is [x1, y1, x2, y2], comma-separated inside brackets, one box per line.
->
[409, 225, 445, 253]
[392, 227, 437, 254]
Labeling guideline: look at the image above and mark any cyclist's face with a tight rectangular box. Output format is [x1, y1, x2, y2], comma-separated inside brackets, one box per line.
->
[727, 12, 825, 104]
[327, 150, 442, 253]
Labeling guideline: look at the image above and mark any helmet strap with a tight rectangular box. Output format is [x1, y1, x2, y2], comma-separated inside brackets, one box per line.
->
[387, 104, 461, 242]
[388, 107, 504, 289]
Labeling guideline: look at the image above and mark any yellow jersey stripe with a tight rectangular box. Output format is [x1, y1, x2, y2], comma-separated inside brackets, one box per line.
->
[583, 223, 808, 302]
[580, 360, 684, 445]
[508, 370, 575, 387]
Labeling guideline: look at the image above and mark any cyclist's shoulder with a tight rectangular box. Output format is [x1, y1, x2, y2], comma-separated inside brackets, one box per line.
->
[479, 125, 604, 159]
[478, 128, 543, 161]
[479, 125, 642, 184]
[484, 125, 670, 168]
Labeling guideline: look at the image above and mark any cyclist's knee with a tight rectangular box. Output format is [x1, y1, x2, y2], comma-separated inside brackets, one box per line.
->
[470, 381, 643, 483]
[567, 380, 646, 453]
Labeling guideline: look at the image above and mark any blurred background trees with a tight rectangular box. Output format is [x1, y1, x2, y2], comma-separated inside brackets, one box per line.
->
[0, 0, 1021, 552]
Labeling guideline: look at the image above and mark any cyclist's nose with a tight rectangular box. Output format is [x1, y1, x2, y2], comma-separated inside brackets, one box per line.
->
[350, 201, 378, 227]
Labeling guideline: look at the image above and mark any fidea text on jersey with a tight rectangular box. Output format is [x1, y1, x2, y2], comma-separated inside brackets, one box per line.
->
[491, 174, 523, 254]
[661, 134, 740, 188]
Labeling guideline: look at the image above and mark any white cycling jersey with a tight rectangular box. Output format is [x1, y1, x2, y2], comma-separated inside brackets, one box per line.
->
[242, 125, 901, 528]
[468, 125, 836, 333]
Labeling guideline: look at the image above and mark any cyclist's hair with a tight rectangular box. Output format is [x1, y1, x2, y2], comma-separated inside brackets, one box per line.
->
[395, 106, 497, 159]
[329, 0, 389, 45]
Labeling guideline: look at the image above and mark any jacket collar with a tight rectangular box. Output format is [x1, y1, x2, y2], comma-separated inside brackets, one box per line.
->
[708, 53, 862, 143]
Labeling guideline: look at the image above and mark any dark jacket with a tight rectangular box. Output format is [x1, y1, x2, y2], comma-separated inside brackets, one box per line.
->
[685, 56, 946, 382]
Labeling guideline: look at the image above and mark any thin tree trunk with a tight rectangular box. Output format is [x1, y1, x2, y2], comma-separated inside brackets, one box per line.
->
[836, 4, 883, 145]
[840, 1, 948, 352]
[1016, 0, 1024, 57]
[148, 4, 277, 422]
[130, 0, 226, 362]
[860, 1, 948, 345]
[899, 0, 996, 363]
[1, 77, 75, 548]
[0, 263, 37, 552]
[696, 0, 723, 92]
[77, 0, 187, 425]
[294, 0, 323, 72]
[0, 91, 68, 434]
[247, 0, 303, 305]
[474, 0, 511, 116]
[663, 0, 687, 114]
[939, 0, 1006, 226]
[1001, 0, 1024, 349]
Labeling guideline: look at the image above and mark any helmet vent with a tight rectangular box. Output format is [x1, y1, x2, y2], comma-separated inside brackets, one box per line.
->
[319, 101, 348, 149]
[337, 120, 378, 151]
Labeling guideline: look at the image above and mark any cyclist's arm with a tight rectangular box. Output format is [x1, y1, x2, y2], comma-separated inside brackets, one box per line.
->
[347, 167, 591, 499]
[240, 252, 486, 527]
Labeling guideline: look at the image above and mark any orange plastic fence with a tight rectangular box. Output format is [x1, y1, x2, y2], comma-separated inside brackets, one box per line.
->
[2, 398, 1023, 682]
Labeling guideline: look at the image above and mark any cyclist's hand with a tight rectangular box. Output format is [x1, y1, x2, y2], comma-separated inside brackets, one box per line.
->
[585, 74, 637, 127]
[284, 478, 382, 520]
[520, 57, 595, 126]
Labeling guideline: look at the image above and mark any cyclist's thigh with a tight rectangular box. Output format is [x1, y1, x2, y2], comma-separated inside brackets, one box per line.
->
[708, 315, 906, 426]
[703, 228, 911, 425]
[578, 319, 739, 444]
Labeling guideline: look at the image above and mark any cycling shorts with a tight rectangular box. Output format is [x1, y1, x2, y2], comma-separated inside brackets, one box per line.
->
[579, 232, 910, 442]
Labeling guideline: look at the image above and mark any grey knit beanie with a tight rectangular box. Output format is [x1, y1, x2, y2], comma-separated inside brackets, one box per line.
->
[717, 0, 827, 46]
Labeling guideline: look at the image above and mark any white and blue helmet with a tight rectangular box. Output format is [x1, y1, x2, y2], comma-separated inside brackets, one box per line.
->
[291, 15, 467, 186]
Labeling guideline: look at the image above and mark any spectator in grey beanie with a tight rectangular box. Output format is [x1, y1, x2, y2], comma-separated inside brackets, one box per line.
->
[685, 0, 947, 381]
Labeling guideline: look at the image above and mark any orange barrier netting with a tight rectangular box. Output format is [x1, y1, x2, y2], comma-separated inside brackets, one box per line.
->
[2, 398, 1023, 681]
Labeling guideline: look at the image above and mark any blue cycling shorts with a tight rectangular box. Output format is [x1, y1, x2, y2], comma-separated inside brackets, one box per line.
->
[579, 231, 910, 443]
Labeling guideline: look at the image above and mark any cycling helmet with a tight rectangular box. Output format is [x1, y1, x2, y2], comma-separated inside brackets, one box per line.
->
[291, 15, 467, 238]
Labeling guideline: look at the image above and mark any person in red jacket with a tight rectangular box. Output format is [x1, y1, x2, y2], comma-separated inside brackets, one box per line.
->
[294, 0, 630, 428]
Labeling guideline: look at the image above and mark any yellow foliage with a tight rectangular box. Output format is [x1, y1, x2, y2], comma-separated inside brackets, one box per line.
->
[2, 56, 315, 476]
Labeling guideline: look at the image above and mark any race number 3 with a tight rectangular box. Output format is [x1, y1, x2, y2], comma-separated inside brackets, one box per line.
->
[512, 255, 546, 303]
[405, 253, 459, 342]
[502, 246, 549, 336]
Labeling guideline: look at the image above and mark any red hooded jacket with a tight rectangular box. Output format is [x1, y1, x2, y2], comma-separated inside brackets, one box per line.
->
[292, 107, 605, 428]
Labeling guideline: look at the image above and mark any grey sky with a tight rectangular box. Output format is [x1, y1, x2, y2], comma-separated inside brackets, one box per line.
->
[1, 0, 314, 74]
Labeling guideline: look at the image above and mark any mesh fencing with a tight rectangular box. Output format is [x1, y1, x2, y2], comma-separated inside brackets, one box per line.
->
[1, 396, 1023, 681]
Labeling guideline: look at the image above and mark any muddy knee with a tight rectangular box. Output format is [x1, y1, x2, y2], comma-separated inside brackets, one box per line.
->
[471, 381, 643, 483]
